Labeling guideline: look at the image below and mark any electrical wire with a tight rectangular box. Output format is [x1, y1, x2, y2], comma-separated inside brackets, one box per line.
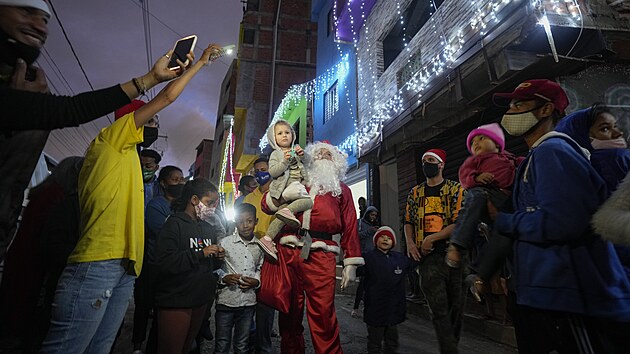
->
[48, 0, 113, 124]
[565, 2, 584, 58]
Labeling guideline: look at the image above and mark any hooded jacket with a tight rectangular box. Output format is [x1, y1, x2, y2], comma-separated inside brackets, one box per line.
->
[358, 206, 379, 254]
[494, 131, 630, 321]
[266, 119, 305, 199]
[555, 107, 630, 277]
[154, 212, 221, 308]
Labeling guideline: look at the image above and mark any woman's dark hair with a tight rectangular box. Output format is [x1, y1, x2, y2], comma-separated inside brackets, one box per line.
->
[172, 178, 218, 212]
[587, 103, 612, 128]
[157, 165, 183, 183]
[238, 175, 256, 192]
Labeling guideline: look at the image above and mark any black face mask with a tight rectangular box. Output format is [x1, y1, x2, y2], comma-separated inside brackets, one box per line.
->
[139, 127, 159, 148]
[422, 162, 440, 178]
[166, 184, 185, 199]
[0, 28, 41, 67]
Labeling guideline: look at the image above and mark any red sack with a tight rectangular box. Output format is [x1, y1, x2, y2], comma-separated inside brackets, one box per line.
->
[258, 249, 292, 313]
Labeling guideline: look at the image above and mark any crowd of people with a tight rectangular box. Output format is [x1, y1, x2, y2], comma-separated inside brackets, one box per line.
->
[1, 1, 630, 354]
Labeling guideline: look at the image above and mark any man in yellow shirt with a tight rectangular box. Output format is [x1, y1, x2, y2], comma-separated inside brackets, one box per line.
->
[243, 157, 276, 353]
[40, 44, 223, 354]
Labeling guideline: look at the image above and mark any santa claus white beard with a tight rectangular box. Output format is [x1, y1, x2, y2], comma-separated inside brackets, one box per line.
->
[308, 159, 343, 197]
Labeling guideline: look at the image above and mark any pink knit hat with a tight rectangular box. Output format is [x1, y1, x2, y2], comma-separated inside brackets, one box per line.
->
[466, 123, 505, 153]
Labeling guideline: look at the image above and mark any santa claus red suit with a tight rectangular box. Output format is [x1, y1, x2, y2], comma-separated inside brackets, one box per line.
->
[260, 141, 364, 354]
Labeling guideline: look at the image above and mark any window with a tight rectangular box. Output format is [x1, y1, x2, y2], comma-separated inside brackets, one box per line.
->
[327, 8, 334, 37]
[246, 0, 259, 12]
[243, 29, 255, 45]
[382, 0, 445, 71]
[323, 81, 338, 124]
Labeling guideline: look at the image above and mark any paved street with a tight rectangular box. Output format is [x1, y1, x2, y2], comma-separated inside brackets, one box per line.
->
[113, 294, 516, 354]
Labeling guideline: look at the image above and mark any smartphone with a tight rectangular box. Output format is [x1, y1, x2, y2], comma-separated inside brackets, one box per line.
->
[168, 35, 198, 70]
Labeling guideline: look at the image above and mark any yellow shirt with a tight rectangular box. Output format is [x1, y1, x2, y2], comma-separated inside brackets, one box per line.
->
[243, 187, 275, 240]
[69, 113, 145, 275]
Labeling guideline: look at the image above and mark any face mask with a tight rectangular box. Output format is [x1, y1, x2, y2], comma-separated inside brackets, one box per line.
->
[0, 28, 41, 67]
[142, 168, 156, 182]
[500, 106, 546, 136]
[422, 162, 440, 178]
[166, 184, 184, 198]
[195, 200, 216, 222]
[255, 171, 271, 186]
[139, 127, 159, 148]
[591, 137, 628, 150]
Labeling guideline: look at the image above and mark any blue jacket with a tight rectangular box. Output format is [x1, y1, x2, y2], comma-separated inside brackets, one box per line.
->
[363, 249, 413, 326]
[555, 108, 630, 278]
[495, 132, 630, 321]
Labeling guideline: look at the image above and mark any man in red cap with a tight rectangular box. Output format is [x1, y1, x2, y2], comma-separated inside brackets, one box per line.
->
[483, 79, 630, 352]
[403, 148, 465, 353]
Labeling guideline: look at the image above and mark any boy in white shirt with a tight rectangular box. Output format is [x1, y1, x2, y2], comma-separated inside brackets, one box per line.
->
[214, 203, 264, 354]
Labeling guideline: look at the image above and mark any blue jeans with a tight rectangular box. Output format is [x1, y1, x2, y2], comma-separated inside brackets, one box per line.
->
[214, 304, 256, 354]
[40, 259, 136, 354]
[255, 302, 276, 354]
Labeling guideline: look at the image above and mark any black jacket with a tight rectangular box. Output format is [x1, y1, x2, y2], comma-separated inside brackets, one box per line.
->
[154, 212, 221, 308]
[363, 249, 413, 326]
[0, 85, 130, 262]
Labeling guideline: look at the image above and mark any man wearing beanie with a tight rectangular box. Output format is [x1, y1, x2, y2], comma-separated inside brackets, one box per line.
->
[362, 226, 413, 354]
[445, 123, 523, 268]
[403, 148, 466, 353]
[0, 0, 191, 263]
[481, 79, 630, 352]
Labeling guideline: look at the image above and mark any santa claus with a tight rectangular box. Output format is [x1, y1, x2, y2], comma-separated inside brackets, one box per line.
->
[259, 141, 364, 354]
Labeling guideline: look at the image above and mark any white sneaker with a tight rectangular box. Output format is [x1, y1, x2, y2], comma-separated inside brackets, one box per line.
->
[276, 208, 301, 229]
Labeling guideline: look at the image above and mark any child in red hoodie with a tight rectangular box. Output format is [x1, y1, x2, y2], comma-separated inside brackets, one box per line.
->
[446, 123, 523, 268]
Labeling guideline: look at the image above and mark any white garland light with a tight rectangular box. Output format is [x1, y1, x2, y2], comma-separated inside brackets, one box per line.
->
[350, 0, 582, 152]
[219, 116, 236, 221]
[258, 54, 351, 151]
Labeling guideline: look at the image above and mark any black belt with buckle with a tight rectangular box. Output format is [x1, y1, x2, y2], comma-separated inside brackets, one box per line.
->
[297, 229, 333, 241]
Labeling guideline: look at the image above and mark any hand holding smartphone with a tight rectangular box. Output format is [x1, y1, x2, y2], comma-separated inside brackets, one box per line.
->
[168, 35, 198, 70]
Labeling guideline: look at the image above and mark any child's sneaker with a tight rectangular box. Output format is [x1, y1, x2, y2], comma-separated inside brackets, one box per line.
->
[256, 236, 278, 261]
[445, 243, 462, 269]
[276, 208, 301, 229]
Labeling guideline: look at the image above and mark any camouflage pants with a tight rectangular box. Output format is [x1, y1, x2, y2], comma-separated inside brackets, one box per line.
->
[418, 252, 465, 354]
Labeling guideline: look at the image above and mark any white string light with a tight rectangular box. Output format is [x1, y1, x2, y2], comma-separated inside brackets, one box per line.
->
[351, 0, 582, 152]
[218, 115, 236, 221]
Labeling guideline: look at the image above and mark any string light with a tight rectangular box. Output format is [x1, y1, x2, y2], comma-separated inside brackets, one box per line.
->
[258, 54, 351, 151]
[352, 0, 582, 152]
[219, 115, 236, 221]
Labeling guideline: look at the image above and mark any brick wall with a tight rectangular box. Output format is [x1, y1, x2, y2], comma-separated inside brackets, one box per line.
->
[235, 0, 317, 157]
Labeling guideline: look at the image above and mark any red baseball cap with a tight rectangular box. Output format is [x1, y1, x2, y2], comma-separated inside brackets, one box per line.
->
[493, 79, 569, 115]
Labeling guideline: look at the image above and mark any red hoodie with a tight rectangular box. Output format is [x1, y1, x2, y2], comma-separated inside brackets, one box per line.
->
[458, 151, 524, 190]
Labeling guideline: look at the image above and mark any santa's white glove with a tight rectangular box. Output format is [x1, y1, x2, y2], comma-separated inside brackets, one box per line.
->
[340, 265, 357, 290]
[281, 181, 309, 201]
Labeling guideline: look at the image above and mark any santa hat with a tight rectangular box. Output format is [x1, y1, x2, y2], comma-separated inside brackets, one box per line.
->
[373, 226, 396, 247]
[114, 99, 145, 120]
[0, 0, 50, 15]
[466, 123, 505, 153]
[422, 148, 446, 164]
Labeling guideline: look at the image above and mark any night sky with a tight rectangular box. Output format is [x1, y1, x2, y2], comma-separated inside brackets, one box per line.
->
[40, 0, 242, 170]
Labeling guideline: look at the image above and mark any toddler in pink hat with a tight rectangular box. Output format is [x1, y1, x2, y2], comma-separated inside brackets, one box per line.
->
[446, 123, 523, 268]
